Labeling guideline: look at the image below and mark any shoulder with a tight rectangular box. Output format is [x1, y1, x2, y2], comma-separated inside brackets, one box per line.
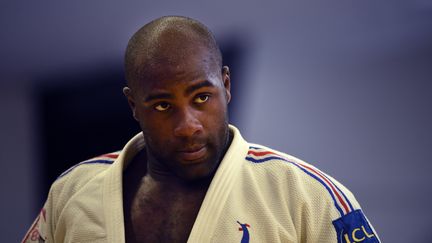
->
[48, 151, 120, 205]
[23, 152, 121, 242]
[57, 151, 120, 180]
[241, 143, 380, 242]
[243, 143, 358, 217]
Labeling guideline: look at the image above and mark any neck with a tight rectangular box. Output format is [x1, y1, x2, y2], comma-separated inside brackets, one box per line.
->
[144, 148, 213, 189]
[143, 127, 234, 188]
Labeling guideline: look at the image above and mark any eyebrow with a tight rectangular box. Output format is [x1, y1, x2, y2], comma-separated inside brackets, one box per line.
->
[185, 80, 215, 96]
[144, 93, 174, 103]
[144, 80, 215, 103]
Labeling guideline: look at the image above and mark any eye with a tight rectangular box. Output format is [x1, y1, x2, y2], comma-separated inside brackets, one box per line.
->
[194, 94, 210, 104]
[154, 102, 171, 111]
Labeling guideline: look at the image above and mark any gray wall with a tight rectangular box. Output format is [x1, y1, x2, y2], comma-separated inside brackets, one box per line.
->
[1, 0, 431, 242]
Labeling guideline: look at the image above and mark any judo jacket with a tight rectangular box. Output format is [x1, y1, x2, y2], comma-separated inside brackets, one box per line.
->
[23, 125, 380, 243]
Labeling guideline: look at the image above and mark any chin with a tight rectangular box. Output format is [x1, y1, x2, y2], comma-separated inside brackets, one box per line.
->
[176, 160, 217, 182]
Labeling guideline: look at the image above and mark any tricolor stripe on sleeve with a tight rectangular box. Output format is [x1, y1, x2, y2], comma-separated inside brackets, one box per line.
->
[246, 146, 354, 217]
[57, 151, 120, 179]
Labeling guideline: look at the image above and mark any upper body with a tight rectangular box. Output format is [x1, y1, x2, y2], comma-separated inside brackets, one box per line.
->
[22, 125, 380, 243]
[23, 16, 380, 243]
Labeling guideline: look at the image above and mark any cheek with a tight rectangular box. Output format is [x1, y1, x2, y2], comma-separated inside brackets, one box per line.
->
[136, 110, 171, 146]
[203, 100, 229, 133]
[212, 97, 229, 121]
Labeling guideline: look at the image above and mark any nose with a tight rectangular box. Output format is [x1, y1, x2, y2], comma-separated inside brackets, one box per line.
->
[173, 108, 203, 137]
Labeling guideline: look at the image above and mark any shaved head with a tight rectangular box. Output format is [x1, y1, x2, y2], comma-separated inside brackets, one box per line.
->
[122, 16, 231, 182]
[124, 16, 222, 89]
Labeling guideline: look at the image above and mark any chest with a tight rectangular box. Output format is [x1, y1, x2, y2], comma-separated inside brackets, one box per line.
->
[123, 183, 207, 243]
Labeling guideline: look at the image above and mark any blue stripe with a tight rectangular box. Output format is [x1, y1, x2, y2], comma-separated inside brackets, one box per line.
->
[321, 173, 354, 211]
[57, 160, 114, 179]
[246, 156, 289, 164]
[249, 146, 261, 150]
[247, 146, 355, 212]
[246, 155, 345, 216]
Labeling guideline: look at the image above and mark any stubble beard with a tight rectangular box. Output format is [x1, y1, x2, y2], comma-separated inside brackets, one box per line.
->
[144, 120, 230, 181]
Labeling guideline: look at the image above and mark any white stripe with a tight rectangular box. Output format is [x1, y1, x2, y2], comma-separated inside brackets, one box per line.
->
[85, 156, 117, 162]
[247, 153, 284, 161]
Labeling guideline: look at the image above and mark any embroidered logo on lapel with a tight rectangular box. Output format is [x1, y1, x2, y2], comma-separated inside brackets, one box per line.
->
[237, 221, 250, 243]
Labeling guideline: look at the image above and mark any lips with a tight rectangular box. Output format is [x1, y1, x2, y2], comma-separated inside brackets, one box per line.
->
[177, 146, 207, 163]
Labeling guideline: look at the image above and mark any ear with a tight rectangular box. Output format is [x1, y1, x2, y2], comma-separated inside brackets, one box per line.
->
[123, 87, 139, 121]
[222, 66, 231, 103]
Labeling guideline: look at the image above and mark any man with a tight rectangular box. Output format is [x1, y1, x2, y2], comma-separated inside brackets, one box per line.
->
[23, 16, 380, 243]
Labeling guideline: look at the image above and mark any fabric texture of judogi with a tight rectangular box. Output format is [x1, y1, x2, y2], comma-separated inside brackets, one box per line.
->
[23, 125, 380, 243]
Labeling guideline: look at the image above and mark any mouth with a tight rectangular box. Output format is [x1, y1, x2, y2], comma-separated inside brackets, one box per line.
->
[177, 146, 207, 163]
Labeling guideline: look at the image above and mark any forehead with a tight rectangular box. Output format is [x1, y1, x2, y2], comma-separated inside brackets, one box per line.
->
[135, 48, 221, 94]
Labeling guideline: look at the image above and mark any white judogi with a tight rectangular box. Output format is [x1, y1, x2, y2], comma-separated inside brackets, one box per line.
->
[23, 125, 380, 243]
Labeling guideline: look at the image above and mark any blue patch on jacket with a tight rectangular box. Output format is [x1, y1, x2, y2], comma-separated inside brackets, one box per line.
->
[333, 209, 379, 243]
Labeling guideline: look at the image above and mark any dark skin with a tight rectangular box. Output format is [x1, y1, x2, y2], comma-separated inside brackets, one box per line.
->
[122, 40, 232, 242]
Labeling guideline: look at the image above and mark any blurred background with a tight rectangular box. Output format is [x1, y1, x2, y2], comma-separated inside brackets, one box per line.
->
[1, 0, 432, 242]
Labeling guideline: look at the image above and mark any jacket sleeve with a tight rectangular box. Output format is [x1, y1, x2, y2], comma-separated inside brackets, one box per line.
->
[22, 173, 69, 243]
[284, 158, 381, 243]
[21, 159, 112, 243]
[21, 203, 50, 243]
[311, 175, 382, 243]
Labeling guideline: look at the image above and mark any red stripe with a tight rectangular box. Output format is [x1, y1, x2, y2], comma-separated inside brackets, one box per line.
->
[248, 149, 350, 214]
[22, 215, 40, 243]
[248, 150, 274, 156]
[99, 153, 119, 159]
[41, 208, 46, 221]
[298, 163, 350, 214]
